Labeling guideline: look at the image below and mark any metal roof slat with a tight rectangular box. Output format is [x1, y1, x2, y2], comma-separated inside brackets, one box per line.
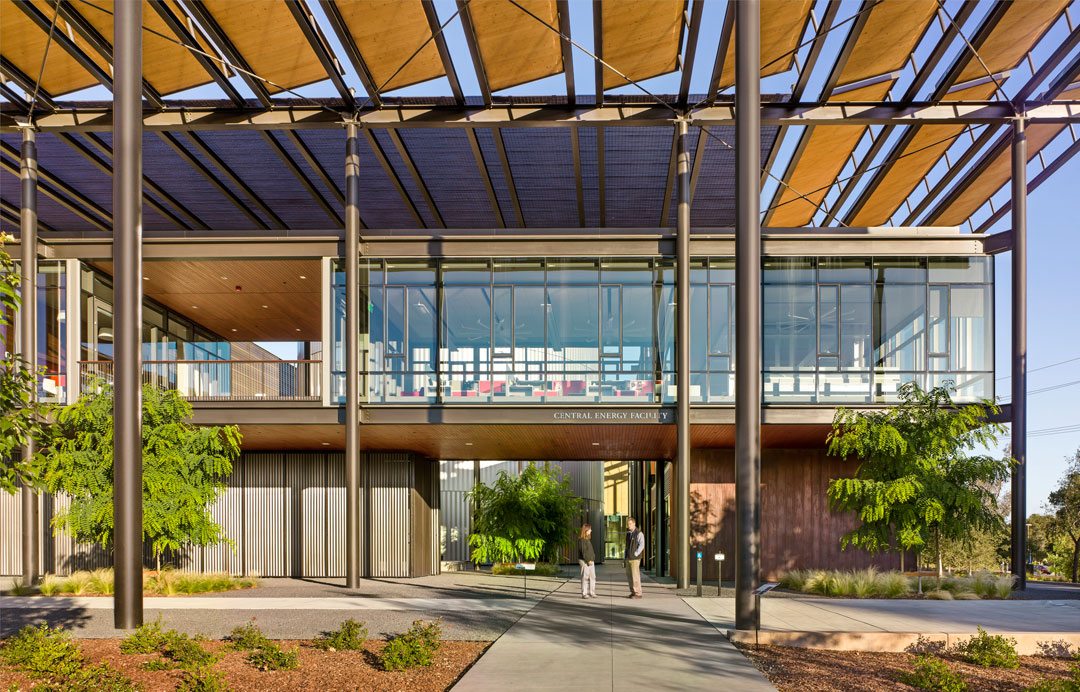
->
[676, 0, 702, 108]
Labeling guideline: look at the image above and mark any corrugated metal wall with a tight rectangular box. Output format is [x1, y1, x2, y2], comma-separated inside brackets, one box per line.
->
[439, 460, 605, 566]
[2, 451, 434, 578]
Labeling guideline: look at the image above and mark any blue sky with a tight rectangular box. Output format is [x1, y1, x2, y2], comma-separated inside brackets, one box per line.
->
[11, 0, 1077, 512]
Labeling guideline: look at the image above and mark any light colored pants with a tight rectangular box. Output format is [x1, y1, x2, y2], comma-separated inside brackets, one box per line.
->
[578, 560, 596, 596]
[625, 558, 642, 596]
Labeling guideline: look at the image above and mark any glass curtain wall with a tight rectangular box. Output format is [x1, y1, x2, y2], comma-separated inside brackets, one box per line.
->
[333, 255, 992, 405]
[3, 260, 68, 403]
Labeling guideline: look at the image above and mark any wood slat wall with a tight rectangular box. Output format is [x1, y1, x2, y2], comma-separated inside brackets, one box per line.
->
[336, 0, 445, 92]
[468, 0, 563, 92]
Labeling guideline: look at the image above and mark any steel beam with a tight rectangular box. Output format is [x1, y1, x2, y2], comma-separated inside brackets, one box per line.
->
[345, 122, 361, 587]
[19, 127, 38, 588]
[597, 127, 606, 226]
[318, 0, 381, 107]
[148, 0, 245, 106]
[705, 0, 735, 106]
[1, 57, 58, 110]
[734, 0, 761, 632]
[422, 1, 465, 105]
[593, 0, 603, 105]
[113, 0, 143, 629]
[260, 131, 343, 226]
[183, 132, 286, 228]
[674, 119, 690, 590]
[0, 149, 111, 232]
[363, 129, 425, 227]
[1011, 117, 1027, 590]
[677, 0, 705, 108]
[179, 0, 272, 107]
[286, 0, 353, 105]
[386, 129, 444, 228]
[570, 127, 585, 226]
[556, 0, 575, 104]
[283, 131, 346, 207]
[456, 0, 492, 105]
[974, 135, 1080, 233]
[464, 128, 504, 228]
[13, 0, 116, 98]
[493, 128, 525, 227]
[6, 101, 1079, 133]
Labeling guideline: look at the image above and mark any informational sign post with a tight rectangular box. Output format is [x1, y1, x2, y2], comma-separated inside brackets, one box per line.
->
[514, 562, 536, 599]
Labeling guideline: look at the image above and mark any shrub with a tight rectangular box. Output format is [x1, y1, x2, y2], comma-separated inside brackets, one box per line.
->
[491, 562, 560, 577]
[177, 666, 230, 692]
[878, 571, 913, 598]
[1036, 640, 1076, 659]
[246, 643, 299, 671]
[120, 618, 169, 654]
[0, 624, 83, 678]
[66, 571, 93, 595]
[955, 592, 982, 601]
[907, 635, 947, 656]
[952, 627, 1020, 669]
[778, 569, 914, 598]
[67, 662, 140, 692]
[851, 568, 879, 598]
[380, 620, 442, 671]
[158, 632, 220, 670]
[778, 569, 810, 591]
[316, 619, 368, 651]
[925, 589, 954, 600]
[227, 621, 271, 651]
[7, 579, 33, 596]
[88, 568, 115, 595]
[900, 656, 968, 692]
[39, 574, 67, 597]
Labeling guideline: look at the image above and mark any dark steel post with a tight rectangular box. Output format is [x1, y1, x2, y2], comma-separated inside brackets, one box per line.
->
[345, 122, 362, 587]
[675, 119, 691, 590]
[20, 127, 39, 587]
[1010, 117, 1027, 589]
[735, 0, 762, 631]
[113, 0, 143, 629]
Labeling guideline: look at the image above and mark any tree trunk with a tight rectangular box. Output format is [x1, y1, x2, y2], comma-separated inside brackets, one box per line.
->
[1071, 537, 1079, 584]
[935, 528, 944, 579]
[900, 550, 905, 573]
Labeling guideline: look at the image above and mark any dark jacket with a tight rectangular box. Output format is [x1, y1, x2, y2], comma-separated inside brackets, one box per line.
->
[578, 537, 595, 563]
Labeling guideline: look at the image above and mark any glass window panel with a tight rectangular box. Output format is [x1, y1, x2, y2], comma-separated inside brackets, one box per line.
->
[657, 285, 676, 371]
[763, 284, 816, 370]
[688, 259, 708, 284]
[408, 287, 436, 369]
[492, 286, 512, 358]
[764, 257, 815, 284]
[840, 285, 871, 369]
[514, 286, 546, 357]
[709, 258, 735, 284]
[494, 259, 545, 284]
[367, 260, 385, 286]
[442, 260, 491, 284]
[819, 285, 839, 356]
[950, 285, 990, 372]
[656, 259, 676, 286]
[818, 257, 872, 283]
[709, 355, 731, 372]
[386, 261, 435, 285]
[443, 286, 491, 372]
[875, 284, 925, 370]
[600, 259, 653, 284]
[873, 257, 926, 283]
[690, 284, 707, 370]
[928, 285, 948, 355]
[709, 284, 731, 355]
[547, 286, 598, 367]
[600, 285, 621, 356]
[368, 286, 385, 370]
[385, 286, 405, 357]
[928, 256, 989, 283]
[547, 259, 599, 285]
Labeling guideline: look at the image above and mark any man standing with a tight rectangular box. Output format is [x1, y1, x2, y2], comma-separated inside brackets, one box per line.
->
[624, 517, 645, 599]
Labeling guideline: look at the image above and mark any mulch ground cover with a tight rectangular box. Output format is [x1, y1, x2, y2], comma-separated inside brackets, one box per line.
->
[0, 638, 489, 692]
[736, 644, 1077, 691]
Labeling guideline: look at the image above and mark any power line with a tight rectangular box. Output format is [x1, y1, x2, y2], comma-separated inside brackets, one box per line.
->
[997, 356, 1080, 381]
[1029, 424, 1080, 438]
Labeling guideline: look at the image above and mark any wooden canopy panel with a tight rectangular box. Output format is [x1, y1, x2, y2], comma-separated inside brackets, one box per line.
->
[0, 0, 101, 95]
[717, 0, 812, 89]
[600, 0, 682, 91]
[98, 258, 323, 341]
[956, 0, 1067, 85]
[831, 0, 938, 93]
[932, 87, 1080, 226]
[468, 0, 563, 92]
[74, 0, 217, 96]
[201, 0, 327, 94]
[335, 0, 445, 92]
[767, 82, 891, 226]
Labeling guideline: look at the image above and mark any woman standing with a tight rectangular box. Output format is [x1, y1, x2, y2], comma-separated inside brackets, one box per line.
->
[578, 524, 597, 599]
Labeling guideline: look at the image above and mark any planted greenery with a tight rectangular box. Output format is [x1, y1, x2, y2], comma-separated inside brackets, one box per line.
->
[951, 627, 1020, 669]
[380, 620, 443, 671]
[469, 464, 581, 565]
[1024, 654, 1080, 692]
[827, 383, 1011, 577]
[491, 562, 561, 576]
[900, 656, 968, 692]
[316, 618, 368, 651]
[30, 568, 257, 596]
[227, 621, 272, 651]
[0, 624, 137, 691]
[177, 666, 230, 692]
[41, 381, 241, 568]
[120, 619, 169, 654]
[779, 569, 1014, 599]
[246, 642, 299, 671]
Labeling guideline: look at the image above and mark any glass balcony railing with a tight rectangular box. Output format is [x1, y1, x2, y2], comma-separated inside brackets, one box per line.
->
[80, 359, 322, 402]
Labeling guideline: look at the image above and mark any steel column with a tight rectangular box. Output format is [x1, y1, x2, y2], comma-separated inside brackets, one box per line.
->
[675, 119, 691, 590]
[345, 123, 362, 587]
[1010, 117, 1027, 589]
[113, 0, 143, 629]
[655, 460, 666, 577]
[19, 127, 38, 587]
[735, 0, 762, 631]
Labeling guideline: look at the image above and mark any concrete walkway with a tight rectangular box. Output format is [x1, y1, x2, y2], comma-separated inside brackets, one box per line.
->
[452, 565, 773, 692]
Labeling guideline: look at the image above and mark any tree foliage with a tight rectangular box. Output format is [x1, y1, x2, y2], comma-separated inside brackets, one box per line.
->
[826, 382, 1012, 575]
[1046, 449, 1080, 582]
[0, 236, 46, 494]
[41, 382, 242, 561]
[469, 464, 581, 564]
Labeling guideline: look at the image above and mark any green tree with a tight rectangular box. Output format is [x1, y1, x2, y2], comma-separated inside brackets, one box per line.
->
[0, 236, 46, 494]
[41, 382, 242, 566]
[1047, 449, 1080, 582]
[469, 464, 581, 565]
[826, 382, 1012, 577]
